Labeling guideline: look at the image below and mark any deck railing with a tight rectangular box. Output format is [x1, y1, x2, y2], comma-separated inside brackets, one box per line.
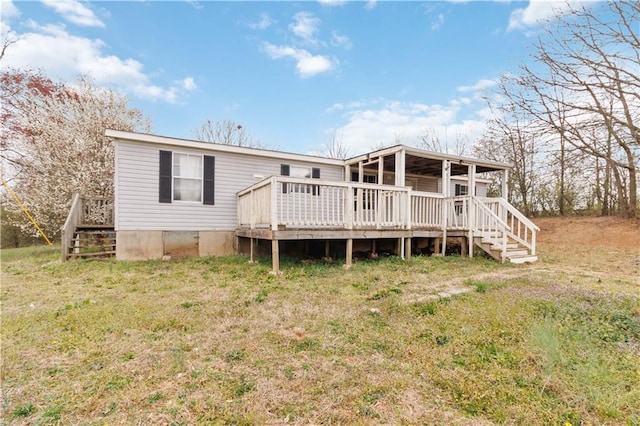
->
[411, 192, 443, 228]
[238, 176, 413, 230]
[237, 177, 538, 250]
[61, 194, 114, 261]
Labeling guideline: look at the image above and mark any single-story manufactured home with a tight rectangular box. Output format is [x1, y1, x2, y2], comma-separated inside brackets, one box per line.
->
[61, 130, 539, 273]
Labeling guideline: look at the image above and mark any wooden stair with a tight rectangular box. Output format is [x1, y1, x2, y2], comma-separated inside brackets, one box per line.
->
[474, 235, 538, 264]
[67, 227, 116, 259]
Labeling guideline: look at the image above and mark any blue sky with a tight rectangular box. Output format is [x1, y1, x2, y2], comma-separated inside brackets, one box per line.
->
[0, 0, 588, 156]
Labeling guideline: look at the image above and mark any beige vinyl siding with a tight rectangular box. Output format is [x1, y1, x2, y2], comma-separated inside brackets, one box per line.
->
[416, 176, 439, 193]
[115, 140, 344, 231]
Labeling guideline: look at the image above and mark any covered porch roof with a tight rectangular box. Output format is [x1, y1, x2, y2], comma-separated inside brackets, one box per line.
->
[346, 145, 511, 177]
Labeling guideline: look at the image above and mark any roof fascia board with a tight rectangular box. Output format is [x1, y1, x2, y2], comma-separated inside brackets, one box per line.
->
[105, 129, 345, 167]
[345, 145, 404, 165]
[346, 144, 512, 170]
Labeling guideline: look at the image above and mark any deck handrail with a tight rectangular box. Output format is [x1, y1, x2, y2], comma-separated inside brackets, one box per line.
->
[81, 197, 114, 226]
[471, 196, 510, 262]
[61, 193, 82, 261]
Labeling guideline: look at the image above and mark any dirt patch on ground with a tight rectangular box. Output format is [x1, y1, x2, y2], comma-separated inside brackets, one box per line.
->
[533, 215, 640, 249]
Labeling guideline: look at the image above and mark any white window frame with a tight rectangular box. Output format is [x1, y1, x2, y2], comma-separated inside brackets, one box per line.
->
[455, 183, 469, 196]
[173, 152, 203, 203]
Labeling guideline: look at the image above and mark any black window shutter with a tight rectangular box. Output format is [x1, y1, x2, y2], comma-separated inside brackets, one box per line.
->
[159, 150, 172, 203]
[312, 168, 320, 195]
[455, 184, 461, 196]
[203, 155, 215, 205]
[281, 164, 290, 193]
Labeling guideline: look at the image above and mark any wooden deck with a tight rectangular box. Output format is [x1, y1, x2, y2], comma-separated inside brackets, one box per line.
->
[237, 176, 539, 272]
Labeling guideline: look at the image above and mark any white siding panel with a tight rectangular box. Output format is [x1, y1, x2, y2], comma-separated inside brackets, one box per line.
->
[449, 178, 487, 197]
[116, 141, 344, 231]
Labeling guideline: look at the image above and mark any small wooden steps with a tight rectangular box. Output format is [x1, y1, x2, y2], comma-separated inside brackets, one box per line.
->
[474, 235, 537, 264]
[67, 228, 116, 259]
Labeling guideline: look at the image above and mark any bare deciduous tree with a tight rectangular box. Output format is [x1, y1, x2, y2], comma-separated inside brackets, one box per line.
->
[192, 119, 262, 148]
[479, 0, 639, 217]
[322, 131, 351, 159]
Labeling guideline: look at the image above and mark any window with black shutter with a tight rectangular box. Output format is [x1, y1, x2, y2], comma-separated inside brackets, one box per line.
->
[203, 155, 215, 205]
[159, 150, 215, 204]
[159, 150, 172, 203]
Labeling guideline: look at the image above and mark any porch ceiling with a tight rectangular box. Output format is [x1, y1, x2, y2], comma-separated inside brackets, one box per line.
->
[370, 154, 503, 177]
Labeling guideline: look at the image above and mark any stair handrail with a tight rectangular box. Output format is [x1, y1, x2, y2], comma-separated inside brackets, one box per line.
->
[496, 198, 539, 255]
[479, 197, 539, 256]
[472, 196, 510, 232]
[471, 196, 511, 262]
[61, 193, 82, 261]
[496, 198, 540, 232]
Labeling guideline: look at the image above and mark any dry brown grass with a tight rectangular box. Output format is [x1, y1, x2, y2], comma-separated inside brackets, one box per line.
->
[2, 217, 639, 425]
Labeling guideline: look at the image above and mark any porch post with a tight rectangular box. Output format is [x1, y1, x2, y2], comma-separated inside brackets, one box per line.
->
[344, 239, 353, 270]
[468, 164, 476, 258]
[441, 160, 450, 256]
[345, 164, 351, 182]
[502, 169, 509, 200]
[271, 239, 280, 275]
[378, 155, 385, 184]
[394, 149, 406, 187]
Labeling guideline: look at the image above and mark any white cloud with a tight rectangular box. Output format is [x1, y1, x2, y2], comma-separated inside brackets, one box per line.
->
[185, 0, 204, 10]
[263, 42, 335, 78]
[318, 0, 347, 6]
[331, 31, 352, 50]
[289, 11, 320, 45]
[248, 12, 274, 30]
[182, 77, 197, 91]
[41, 0, 105, 28]
[457, 78, 498, 94]
[327, 97, 491, 155]
[507, 0, 586, 31]
[1, 0, 20, 22]
[0, 21, 190, 103]
[364, 0, 377, 10]
[431, 13, 444, 31]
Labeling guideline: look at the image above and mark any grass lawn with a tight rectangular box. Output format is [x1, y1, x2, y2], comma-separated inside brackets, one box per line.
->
[1, 241, 639, 425]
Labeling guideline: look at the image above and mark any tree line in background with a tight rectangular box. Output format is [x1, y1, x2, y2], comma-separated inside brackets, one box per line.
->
[474, 0, 639, 218]
[1, 0, 638, 247]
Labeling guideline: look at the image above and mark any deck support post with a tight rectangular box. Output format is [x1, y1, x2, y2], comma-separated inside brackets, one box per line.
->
[249, 238, 256, 263]
[405, 237, 412, 260]
[461, 237, 468, 258]
[434, 237, 440, 254]
[371, 239, 377, 255]
[399, 238, 405, 259]
[325, 240, 331, 259]
[270, 239, 281, 275]
[344, 239, 353, 270]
